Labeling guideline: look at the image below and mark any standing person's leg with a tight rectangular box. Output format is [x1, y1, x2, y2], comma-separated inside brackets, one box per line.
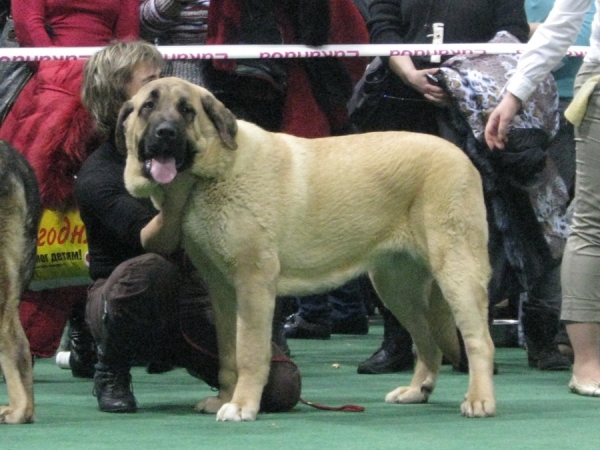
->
[284, 279, 370, 340]
[329, 278, 369, 335]
[357, 301, 414, 374]
[284, 293, 332, 339]
[522, 264, 571, 370]
[561, 62, 600, 394]
[86, 254, 181, 412]
[271, 297, 291, 356]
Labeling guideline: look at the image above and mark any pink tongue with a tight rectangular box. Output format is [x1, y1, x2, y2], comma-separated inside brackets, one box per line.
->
[149, 157, 177, 184]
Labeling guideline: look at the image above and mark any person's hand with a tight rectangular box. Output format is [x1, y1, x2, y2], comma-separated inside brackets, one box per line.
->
[159, 170, 198, 217]
[388, 56, 447, 105]
[140, 171, 198, 255]
[403, 68, 448, 105]
[484, 92, 522, 150]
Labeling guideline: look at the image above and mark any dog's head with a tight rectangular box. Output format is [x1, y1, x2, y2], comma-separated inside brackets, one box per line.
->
[116, 77, 238, 198]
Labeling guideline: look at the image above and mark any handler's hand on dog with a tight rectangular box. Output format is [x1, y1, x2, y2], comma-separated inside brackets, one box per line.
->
[160, 170, 198, 213]
[141, 171, 197, 255]
[484, 92, 522, 150]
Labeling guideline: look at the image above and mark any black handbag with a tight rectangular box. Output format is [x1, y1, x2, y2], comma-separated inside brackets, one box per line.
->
[0, 15, 33, 125]
[348, 57, 390, 131]
[348, 56, 427, 133]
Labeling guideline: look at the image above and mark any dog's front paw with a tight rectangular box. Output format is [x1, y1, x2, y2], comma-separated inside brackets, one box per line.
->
[195, 396, 226, 414]
[0, 406, 34, 425]
[385, 386, 430, 404]
[461, 396, 496, 418]
[216, 402, 259, 422]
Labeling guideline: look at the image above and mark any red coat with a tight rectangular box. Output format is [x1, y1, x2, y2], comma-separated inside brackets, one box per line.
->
[0, 0, 139, 210]
[206, 0, 369, 138]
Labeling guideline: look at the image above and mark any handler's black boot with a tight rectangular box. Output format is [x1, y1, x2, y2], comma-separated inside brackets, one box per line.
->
[92, 314, 138, 413]
[357, 306, 414, 374]
[67, 301, 97, 379]
[522, 304, 571, 371]
[93, 368, 136, 413]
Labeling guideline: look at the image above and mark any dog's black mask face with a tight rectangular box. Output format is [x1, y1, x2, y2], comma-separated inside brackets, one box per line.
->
[136, 88, 196, 184]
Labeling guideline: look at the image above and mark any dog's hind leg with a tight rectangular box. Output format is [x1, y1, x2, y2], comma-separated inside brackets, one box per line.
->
[370, 255, 443, 405]
[432, 238, 496, 418]
[426, 281, 461, 366]
[0, 294, 35, 424]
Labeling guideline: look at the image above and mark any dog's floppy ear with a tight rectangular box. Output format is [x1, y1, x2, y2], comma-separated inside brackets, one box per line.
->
[200, 93, 238, 150]
[115, 101, 134, 155]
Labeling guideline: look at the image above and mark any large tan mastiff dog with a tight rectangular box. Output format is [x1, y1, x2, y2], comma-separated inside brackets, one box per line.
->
[0, 140, 42, 424]
[118, 77, 495, 422]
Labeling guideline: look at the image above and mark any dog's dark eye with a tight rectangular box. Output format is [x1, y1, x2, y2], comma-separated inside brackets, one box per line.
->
[179, 105, 196, 122]
[141, 100, 155, 111]
[180, 104, 195, 116]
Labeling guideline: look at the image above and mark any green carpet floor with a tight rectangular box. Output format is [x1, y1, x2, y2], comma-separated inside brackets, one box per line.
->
[2, 324, 597, 450]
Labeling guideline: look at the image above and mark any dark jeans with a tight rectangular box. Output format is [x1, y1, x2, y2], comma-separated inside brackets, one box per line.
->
[294, 277, 369, 325]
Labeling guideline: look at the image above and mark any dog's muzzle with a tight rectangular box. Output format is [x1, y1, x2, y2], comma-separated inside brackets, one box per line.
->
[141, 121, 188, 184]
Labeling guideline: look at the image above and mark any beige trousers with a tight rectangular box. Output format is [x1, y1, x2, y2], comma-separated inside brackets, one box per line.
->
[561, 61, 600, 322]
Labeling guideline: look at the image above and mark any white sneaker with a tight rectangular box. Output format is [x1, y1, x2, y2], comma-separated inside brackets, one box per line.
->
[55, 351, 71, 370]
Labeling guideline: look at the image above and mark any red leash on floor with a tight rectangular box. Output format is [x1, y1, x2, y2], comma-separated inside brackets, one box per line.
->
[299, 397, 365, 412]
[271, 355, 365, 412]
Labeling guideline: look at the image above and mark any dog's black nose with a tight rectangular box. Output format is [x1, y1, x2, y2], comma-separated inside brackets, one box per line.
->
[155, 122, 177, 140]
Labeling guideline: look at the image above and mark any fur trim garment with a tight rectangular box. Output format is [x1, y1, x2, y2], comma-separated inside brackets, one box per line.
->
[0, 60, 95, 210]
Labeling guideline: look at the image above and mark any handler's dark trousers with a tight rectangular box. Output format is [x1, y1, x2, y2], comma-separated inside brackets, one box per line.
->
[86, 253, 301, 413]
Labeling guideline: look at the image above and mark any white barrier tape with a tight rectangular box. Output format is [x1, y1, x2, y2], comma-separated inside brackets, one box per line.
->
[0, 43, 591, 62]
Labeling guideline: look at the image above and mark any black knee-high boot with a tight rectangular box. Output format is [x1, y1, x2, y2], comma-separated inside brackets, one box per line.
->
[67, 300, 97, 378]
[521, 302, 571, 371]
[93, 306, 139, 413]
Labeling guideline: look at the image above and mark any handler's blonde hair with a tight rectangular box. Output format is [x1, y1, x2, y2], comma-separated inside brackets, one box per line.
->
[81, 40, 163, 139]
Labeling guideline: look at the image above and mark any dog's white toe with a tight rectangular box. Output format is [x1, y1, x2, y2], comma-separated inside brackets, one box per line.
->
[216, 402, 259, 422]
[461, 397, 496, 418]
[385, 386, 429, 404]
[0, 406, 33, 425]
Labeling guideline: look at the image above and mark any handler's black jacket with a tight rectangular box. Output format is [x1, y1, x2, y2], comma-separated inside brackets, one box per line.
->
[74, 140, 156, 281]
